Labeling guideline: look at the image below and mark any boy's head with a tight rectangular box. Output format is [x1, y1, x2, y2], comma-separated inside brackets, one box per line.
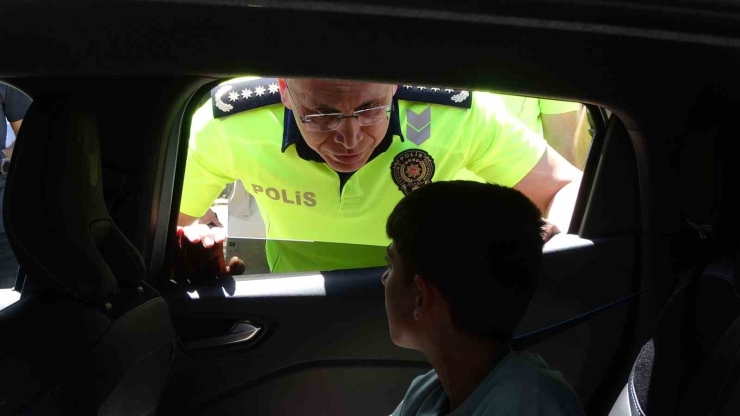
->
[382, 181, 545, 349]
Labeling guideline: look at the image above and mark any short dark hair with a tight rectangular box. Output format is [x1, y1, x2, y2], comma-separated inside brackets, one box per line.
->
[386, 181, 545, 342]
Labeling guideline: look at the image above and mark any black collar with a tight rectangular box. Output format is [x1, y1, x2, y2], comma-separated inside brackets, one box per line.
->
[281, 97, 404, 164]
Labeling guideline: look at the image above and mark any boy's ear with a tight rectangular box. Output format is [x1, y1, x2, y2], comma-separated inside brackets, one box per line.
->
[413, 275, 434, 320]
[414, 275, 450, 322]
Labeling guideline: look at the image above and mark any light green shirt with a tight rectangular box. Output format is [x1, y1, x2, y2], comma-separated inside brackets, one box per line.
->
[496, 96, 582, 138]
[391, 352, 585, 416]
[181, 78, 547, 271]
[452, 97, 580, 182]
[183, 83, 545, 247]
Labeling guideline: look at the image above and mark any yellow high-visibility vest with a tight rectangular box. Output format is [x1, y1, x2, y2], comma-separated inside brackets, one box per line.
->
[181, 77, 546, 272]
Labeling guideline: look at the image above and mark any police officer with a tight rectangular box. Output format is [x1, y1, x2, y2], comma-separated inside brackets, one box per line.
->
[176, 77, 582, 275]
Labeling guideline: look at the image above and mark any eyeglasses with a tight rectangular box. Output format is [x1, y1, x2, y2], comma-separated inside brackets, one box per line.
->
[286, 85, 393, 132]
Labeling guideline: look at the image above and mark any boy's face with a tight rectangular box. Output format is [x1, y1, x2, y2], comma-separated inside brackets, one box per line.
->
[382, 242, 420, 349]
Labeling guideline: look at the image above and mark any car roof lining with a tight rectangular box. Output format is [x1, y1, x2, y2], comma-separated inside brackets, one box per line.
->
[0, 1, 738, 131]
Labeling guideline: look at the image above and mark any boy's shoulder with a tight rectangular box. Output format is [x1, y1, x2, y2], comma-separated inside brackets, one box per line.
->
[392, 369, 445, 416]
[393, 353, 585, 416]
[475, 352, 586, 415]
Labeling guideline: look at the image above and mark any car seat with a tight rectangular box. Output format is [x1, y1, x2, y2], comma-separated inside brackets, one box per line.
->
[0, 97, 175, 415]
[610, 254, 740, 416]
[610, 104, 740, 416]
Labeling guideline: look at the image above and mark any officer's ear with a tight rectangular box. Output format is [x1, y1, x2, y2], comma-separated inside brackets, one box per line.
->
[278, 78, 293, 110]
[392, 84, 398, 96]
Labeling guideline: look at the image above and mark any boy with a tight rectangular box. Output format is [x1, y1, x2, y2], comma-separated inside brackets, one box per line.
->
[383, 181, 585, 415]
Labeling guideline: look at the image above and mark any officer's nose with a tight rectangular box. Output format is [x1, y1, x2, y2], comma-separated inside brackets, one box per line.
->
[334, 118, 363, 150]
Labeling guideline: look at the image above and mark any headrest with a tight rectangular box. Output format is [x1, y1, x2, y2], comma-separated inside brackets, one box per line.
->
[3, 97, 145, 302]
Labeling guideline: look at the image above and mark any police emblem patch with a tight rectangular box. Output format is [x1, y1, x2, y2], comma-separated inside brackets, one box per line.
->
[391, 149, 436, 195]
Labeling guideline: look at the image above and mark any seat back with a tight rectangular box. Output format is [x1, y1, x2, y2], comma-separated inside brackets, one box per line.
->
[0, 96, 175, 415]
[630, 259, 740, 415]
[612, 93, 740, 416]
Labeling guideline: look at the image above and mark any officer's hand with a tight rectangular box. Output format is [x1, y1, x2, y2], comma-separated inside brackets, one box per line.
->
[174, 224, 246, 280]
[541, 219, 561, 243]
[198, 208, 223, 228]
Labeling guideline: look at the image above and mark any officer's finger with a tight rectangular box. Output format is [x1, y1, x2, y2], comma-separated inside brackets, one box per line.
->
[191, 224, 216, 248]
[196, 224, 225, 246]
[541, 220, 561, 243]
[209, 227, 226, 244]
[183, 223, 212, 245]
[183, 225, 203, 244]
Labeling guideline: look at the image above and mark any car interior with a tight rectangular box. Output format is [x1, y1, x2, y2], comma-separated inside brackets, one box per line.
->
[1, 0, 740, 415]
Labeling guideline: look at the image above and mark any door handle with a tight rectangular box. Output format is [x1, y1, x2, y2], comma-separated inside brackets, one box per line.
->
[185, 321, 262, 351]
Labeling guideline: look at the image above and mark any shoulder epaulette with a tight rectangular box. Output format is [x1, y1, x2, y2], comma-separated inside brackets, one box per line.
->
[395, 85, 472, 109]
[211, 77, 282, 118]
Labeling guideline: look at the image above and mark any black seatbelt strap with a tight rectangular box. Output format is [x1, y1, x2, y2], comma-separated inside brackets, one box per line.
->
[512, 288, 651, 351]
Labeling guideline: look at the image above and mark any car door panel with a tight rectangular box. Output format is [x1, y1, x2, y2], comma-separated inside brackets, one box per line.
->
[200, 365, 428, 416]
[159, 234, 636, 415]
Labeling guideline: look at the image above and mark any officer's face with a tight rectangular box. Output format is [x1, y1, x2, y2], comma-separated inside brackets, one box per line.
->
[280, 79, 396, 173]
